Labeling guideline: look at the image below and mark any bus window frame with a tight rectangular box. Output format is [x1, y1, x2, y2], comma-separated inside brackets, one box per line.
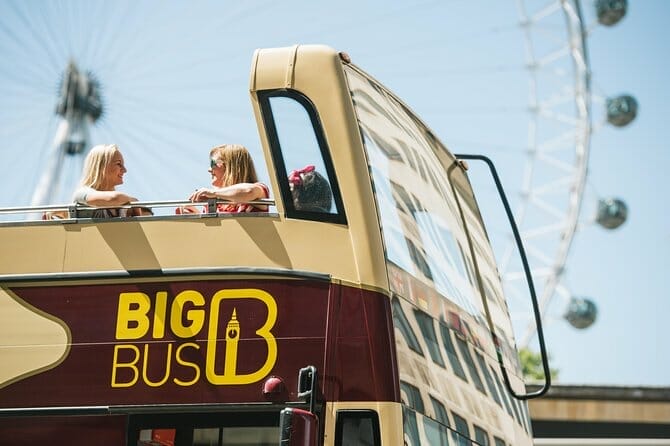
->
[257, 88, 347, 225]
[334, 409, 382, 446]
[126, 410, 280, 446]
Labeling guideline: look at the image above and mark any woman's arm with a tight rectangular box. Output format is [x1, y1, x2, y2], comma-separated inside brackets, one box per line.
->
[190, 183, 266, 203]
[83, 190, 138, 207]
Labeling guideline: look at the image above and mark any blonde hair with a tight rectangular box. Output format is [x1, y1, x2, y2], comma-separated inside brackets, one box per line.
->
[79, 144, 121, 190]
[210, 144, 258, 187]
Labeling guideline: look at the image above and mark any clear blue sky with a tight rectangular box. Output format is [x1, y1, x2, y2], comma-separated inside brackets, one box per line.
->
[0, 0, 667, 387]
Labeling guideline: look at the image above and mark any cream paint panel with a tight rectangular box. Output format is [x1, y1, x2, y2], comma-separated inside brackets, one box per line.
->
[291, 47, 388, 290]
[0, 288, 70, 388]
[251, 45, 388, 291]
[0, 225, 67, 275]
[323, 401, 403, 446]
[52, 217, 359, 281]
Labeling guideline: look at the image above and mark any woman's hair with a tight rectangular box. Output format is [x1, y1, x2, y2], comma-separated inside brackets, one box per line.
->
[211, 144, 258, 187]
[289, 165, 333, 212]
[79, 144, 121, 190]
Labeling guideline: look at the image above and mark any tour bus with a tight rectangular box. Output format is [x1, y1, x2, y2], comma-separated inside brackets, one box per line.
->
[0, 45, 548, 445]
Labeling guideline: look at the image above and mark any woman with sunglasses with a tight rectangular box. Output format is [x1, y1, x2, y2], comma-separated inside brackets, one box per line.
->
[72, 144, 148, 218]
[185, 144, 269, 213]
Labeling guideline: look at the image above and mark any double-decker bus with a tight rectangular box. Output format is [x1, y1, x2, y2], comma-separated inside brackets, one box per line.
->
[0, 45, 548, 446]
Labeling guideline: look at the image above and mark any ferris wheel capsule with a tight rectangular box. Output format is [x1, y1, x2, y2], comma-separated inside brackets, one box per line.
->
[563, 297, 598, 329]
[595, 0, 628, 26]
[606, 94, 638, 127]
[596, 197, 628, 229]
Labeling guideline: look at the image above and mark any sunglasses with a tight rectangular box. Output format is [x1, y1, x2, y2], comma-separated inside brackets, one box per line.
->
[210, 158, 223, 169]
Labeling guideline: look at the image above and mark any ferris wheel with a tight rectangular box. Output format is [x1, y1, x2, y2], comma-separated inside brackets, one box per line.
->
[491, 0, 636, 350]
[0, 0, 635, 358]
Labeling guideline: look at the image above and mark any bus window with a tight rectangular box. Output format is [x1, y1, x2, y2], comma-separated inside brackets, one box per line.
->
[344, 65, 483, 319]
[130, 412, 279, 446]
[414, 309, 446, 367]
[473, 425, 490, 446]
[454, 336, 487, 395]
[138, 428, 175, 445]
[451, 412, 472, 446]
[335, 410, 381, 446]
[392, 296, 423, 355]
[438, 322, 468, 382]
[137, 426, 279, 446]
[258, 90, 345, 223]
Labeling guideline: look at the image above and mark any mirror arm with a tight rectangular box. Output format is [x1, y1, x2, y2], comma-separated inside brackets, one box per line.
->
[456, 153, 551, 400]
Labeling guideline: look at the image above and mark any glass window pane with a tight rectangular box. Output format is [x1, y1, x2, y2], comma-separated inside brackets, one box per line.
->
[392, 297, 423, 355]
[474, 352, 502, 406]
[455, 336, 486, 394]
[423, 417, 450, 446]
[439, 323, 468, 381]
[473, 425, 489, 446]
[402, 406, 421, 446]
[494, 436, 506, 446]
[489, 364, 514, 418]
[336, 411, 380, 446]
[220, 426, 277, 445]
[138, 429, 175, 446]
[429, 396, 450, 427]
[414, 310, 445, 367]
[400, 381, 425, 414]
[265, 94, 341, 217]
[345, 66, 483, 319]
[451, 413, 471, 446]
[193, 427, 219, 446]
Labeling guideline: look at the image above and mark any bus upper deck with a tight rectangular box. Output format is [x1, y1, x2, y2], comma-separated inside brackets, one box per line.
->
[0, 45, 543, 446]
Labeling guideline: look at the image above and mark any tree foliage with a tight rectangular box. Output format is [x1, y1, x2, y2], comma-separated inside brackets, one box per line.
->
[519, 348, 559, 382]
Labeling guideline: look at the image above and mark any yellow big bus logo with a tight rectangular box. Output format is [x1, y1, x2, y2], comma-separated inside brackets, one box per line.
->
[111, 288, 277, 388]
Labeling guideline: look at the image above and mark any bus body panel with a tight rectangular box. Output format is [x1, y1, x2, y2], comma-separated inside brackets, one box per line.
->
[0, 277, 398, 408]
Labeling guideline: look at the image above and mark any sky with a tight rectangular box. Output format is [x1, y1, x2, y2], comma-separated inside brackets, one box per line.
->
[0, 0, 667, 387]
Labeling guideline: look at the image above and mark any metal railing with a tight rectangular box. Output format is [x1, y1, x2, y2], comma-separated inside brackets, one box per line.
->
[0, 198, 276, 223]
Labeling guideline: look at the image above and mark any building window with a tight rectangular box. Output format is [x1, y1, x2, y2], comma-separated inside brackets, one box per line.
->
[489, 364, 514, 418]
[473, 425, 489, 446]
[402, 406, 421, 446]
[439, 322, 468, 381]
[455, 336, 486, 394]
[392, 297, 423, 355]
[474, 352, 502, 407]
[493, 436, 506, 446]
[451, 412, 471, 446]
[400, 381, 425, 414]
[414, 309, 445, 367]
[423, 417, 450, 446]
[429, 396, 451, 428]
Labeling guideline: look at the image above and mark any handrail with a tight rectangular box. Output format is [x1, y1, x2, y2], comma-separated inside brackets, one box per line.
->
[456, 153, 551, 400]
[0, 198, 276, 217]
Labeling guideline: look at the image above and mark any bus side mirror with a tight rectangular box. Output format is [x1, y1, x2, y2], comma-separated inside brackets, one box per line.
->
[279, 408, 318, 446]
[455, 153, 551, 400]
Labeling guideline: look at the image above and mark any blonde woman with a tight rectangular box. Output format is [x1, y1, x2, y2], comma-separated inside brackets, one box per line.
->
[186, 144, 269, 213]
[72, 144, 144, 218]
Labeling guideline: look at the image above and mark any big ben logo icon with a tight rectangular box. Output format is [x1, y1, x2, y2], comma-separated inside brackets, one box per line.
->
[224, 308, 240, 377]
[205, 289, 277, 385]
